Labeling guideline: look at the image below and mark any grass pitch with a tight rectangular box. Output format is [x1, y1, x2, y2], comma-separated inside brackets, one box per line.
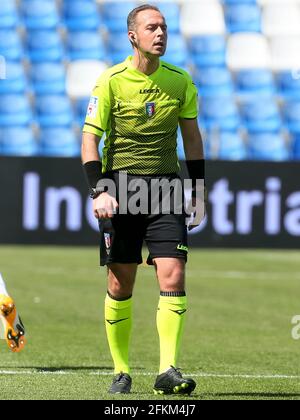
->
[0, 246, 300, 400]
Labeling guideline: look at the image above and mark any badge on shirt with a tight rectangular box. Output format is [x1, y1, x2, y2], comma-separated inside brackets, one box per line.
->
[145, 102, 156, 118]
[87, 96, 99, 119]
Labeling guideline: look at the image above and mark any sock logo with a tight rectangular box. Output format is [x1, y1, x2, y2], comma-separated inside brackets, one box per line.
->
[106, 318, 129, 325]
[170, 309, 187, 316]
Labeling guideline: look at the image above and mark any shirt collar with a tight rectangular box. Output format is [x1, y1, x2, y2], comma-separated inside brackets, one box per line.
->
[125, 56, 162, 78]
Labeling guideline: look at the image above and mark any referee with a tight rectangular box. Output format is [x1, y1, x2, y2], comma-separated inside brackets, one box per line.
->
[82, 4, 205, 395]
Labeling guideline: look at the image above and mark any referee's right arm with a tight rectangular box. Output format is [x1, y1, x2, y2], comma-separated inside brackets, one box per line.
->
[82, 132, 101, 164]
[82, 133, 119, 220]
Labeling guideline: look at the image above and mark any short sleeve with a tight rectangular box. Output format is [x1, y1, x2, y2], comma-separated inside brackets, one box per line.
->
[179, 75, 198, 120]
[83, 74, 111, 138]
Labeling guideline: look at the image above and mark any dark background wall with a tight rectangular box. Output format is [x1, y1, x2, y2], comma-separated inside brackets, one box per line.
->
[0, 157, 299, 248]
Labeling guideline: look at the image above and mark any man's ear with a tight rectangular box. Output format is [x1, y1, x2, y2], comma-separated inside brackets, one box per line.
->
[128, 31, 136, 46]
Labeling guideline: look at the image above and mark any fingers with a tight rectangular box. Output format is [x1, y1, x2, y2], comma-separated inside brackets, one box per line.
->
[94, 208, 113, 219]
[187, 205, 207, 231]
[94, 198, 119, 220]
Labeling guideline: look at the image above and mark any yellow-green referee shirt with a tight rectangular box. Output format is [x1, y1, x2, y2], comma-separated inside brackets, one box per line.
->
[83, 56, 198, 175]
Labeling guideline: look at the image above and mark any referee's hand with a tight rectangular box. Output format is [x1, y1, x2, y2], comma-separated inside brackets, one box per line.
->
[188, 197, 206, 231]
[93, 192, 119, 219]
[188, 187, 208, 231]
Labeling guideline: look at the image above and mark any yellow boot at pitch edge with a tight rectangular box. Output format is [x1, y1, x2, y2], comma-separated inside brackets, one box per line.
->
[0, 294, 26, 353]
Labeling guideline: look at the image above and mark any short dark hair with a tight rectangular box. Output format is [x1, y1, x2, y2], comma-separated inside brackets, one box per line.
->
[127, 4, 162, 31]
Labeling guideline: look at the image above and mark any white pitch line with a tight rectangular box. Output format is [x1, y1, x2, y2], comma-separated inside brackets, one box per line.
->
[0, 370, 70, 375]
[91, 372, 300, 380]
[185, 270, 300, 281]
[0, 370, 299, 380]
[192, 373, 300, 380]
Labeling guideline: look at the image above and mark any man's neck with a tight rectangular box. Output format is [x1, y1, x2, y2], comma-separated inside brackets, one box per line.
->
[132, 53, 160, 76]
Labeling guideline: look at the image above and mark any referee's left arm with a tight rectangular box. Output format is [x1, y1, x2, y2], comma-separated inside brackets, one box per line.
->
[179, 118, 204, 161]
[180, 118, 206, 229]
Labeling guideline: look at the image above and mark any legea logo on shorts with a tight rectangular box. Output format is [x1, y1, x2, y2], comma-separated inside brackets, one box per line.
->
[0, 56, 6, 80]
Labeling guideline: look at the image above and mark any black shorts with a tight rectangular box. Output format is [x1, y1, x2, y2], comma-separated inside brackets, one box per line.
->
[98, 172, 188, 266]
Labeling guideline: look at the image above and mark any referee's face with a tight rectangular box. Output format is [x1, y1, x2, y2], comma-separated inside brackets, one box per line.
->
[131, 10, 168, 57]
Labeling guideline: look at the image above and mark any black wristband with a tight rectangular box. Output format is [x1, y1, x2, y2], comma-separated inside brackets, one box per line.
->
[186, 160, 205, 198]
[186, 159, 205, 183]
[83, 161, 103, 197]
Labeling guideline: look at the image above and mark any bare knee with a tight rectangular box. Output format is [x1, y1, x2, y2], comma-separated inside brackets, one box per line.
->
[107, 264, 137, 300]
[154, 258, 186, 292]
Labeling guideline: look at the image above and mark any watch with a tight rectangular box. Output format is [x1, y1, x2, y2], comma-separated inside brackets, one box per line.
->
[89, 188, 103, 199]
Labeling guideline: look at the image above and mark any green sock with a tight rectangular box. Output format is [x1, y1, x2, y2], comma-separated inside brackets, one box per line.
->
[157, 293, 187, 374]
[105, 294, 132, 374]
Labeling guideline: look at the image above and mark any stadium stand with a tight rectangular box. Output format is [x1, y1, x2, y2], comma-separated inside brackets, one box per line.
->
[0, 0, 299, 161]
[235, 69, 276, 100]
[194, 67, 234, 98]
[31, 62, 66, 95]
[162, 33, 188, 68]
[0, 0, 19, 30]
[224, 3, 261, 33]
[0, 29, 23, 61]
[39, 127, 80, 157]
[226, 33, 271, 70]
[107, 32, 134, 64]
[21, 0, 60, 30]
[240, 99, 282, 133]
[66, 60, 108, 98]
[188, 35, 226, 68]
[0, 94, 32, 126]
[283, 101, 300, 135]
[277, 71, 300, 101]
[75, 96, 90, 128]
[248, 133, 290, 161]
[0, 126, 38, 156]
[181, 1, 226, 37]
[0, 62, 27, 94]
[292, 134, 300, 160]
[261, 3, 300, 37]
[63, 0, 101, 32]
[270, 36, 300, 72]
[102, 1, 137, 33]
[153, 1, 181, 34]
[35, 95, 74, 128]
[200, 95, 240, 131]
[216, 132, 248, 161]
[26, 30, 65, 62]
[67, 31, 106, 61]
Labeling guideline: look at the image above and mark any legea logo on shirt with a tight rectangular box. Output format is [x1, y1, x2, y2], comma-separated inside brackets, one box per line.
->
[87, 96, 99, 119]
[139, 88, 160, 94]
